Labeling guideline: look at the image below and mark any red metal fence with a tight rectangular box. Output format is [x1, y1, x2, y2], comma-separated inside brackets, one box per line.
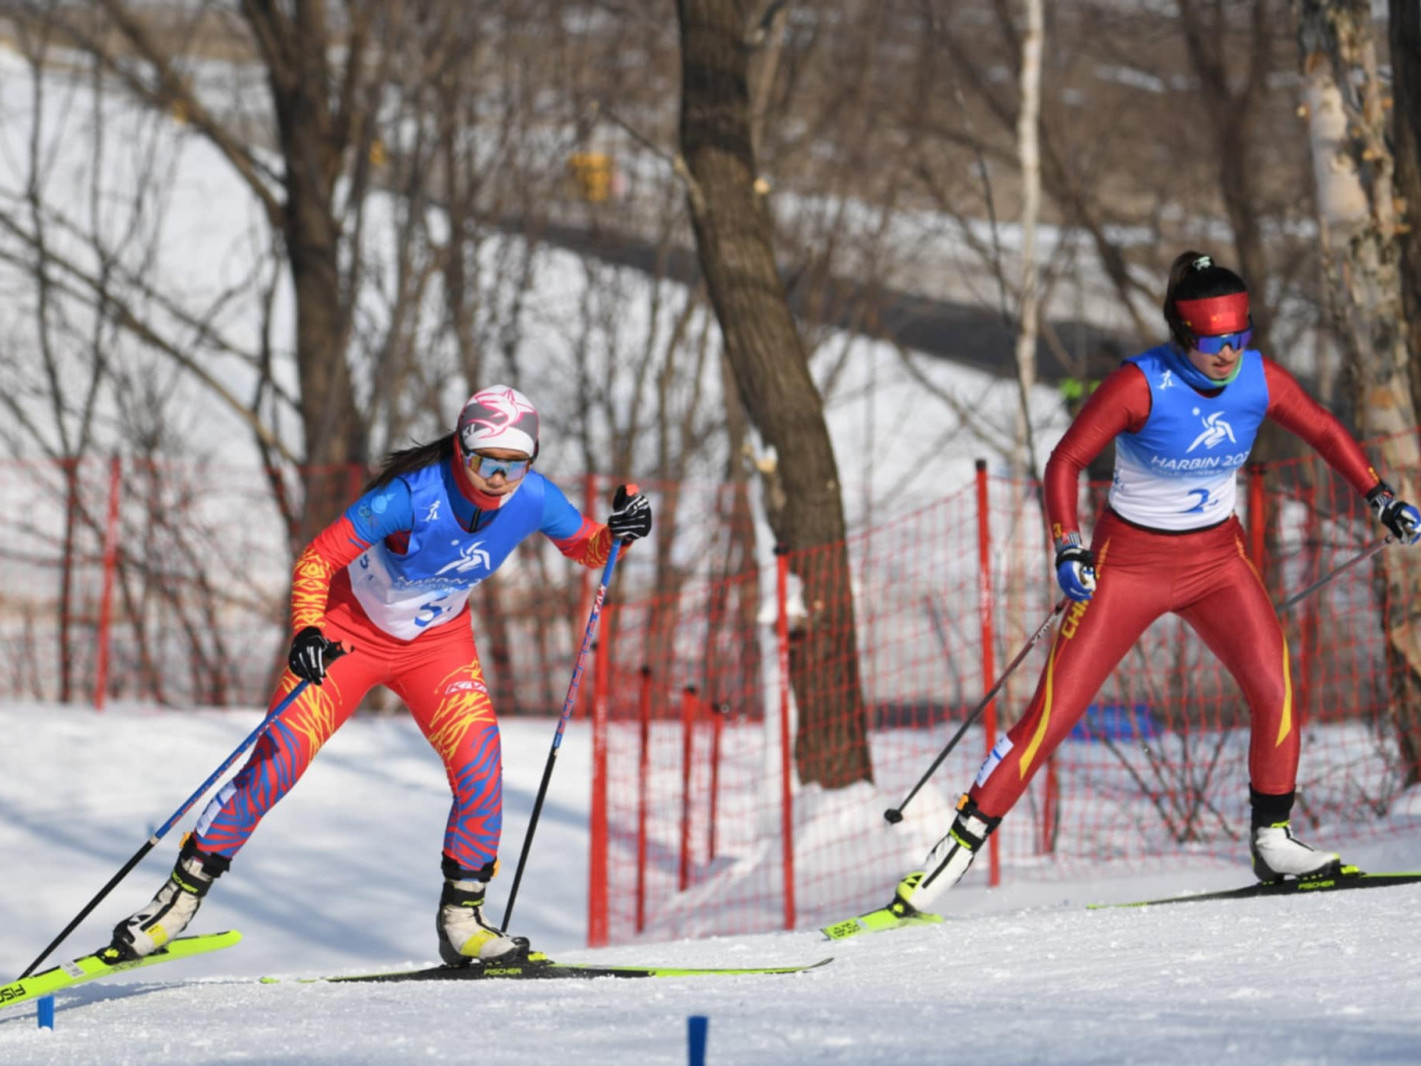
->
[583, 456, 1420, 944]
[1, 449, 1416, 946]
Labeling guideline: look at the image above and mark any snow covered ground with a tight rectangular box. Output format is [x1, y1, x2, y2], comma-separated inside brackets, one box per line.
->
[3, 702, 1421, 1065]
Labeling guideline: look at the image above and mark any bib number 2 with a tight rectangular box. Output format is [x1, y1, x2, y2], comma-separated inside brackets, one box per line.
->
[1183, 488, 1211, 514]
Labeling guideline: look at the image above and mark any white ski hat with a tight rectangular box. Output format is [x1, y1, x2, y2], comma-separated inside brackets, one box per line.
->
[456, 385, 539, 457]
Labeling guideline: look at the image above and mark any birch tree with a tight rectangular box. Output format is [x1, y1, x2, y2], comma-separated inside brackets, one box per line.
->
[1390, 0, 1421, 416]
[1296, 0, 1421, 785]
[1012, 0, 1044, 482]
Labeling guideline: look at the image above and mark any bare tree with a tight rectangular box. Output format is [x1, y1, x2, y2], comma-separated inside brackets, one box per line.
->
[1390, 0, 1421, 418]
[1297, 0, 1421, 785]
[676, 0, 872, 788]
[0, 1, 747, 710]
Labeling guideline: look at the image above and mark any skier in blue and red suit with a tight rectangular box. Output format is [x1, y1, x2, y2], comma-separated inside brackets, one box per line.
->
[886, 251, 1421, 918]
[110, 386, 653, 965]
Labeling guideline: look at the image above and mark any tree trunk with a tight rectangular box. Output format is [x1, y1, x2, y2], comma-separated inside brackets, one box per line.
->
[676, 0, 871, 788]
[253, 1, 367, 545]
[1004, 0, 1045, 715]
[1297, 0, 1421, 786]
[1391, 0, 1421, 419]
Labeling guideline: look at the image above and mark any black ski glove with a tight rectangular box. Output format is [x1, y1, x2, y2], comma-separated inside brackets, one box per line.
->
[607, 484, 653, 542]
[1367, 481, 1421, 545]
[288, 626, 343, 685]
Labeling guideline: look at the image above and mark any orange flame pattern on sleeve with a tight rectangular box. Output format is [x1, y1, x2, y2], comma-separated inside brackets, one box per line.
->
[290, 543, 339, 632]
[551, 519, 614, 569]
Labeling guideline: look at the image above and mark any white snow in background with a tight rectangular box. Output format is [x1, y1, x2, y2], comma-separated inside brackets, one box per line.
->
[3, 704, 1421, 1065]
[5, 35, 1420, 1066]
[0, 44, 1075, 511]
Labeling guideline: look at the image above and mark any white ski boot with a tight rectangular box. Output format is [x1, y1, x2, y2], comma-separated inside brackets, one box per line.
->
[1249, 787, 1340, 882]
[110, 837, 230, 960]
[436, 859, 529, 966]
[1250, 822, 1340, 882]
[894, 795, 1001, 914]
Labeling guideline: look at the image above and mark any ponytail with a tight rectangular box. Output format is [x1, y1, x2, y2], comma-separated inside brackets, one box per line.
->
[363, 434, 456, 494]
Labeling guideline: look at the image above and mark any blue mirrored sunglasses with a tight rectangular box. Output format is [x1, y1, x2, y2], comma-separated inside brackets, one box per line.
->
[469, 453, 532, 481]
[1194, 327, 1252, 355]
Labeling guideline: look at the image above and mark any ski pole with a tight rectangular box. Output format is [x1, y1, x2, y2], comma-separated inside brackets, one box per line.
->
[502, 528, 629, 932]
[881, 535, 1389, 829]
[1275, 536, 1390, 613]
[884, 598, 1067, 825]
[18, 646, 348, 978]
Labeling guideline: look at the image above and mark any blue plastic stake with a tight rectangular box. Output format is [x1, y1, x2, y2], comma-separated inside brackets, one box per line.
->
[688, 1015, 708, 1066]
[37, 996, 54, 1030]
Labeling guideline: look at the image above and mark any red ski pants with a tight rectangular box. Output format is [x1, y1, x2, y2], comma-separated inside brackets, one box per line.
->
[971, 511, 1297, 818]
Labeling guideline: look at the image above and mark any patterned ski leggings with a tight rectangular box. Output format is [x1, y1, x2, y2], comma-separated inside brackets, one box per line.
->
[194, 602, 501, 874]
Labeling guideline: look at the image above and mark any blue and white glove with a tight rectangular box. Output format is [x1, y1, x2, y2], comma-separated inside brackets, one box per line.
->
[1367, 481, 1421, 545]
[1054, 538, 1097, 602]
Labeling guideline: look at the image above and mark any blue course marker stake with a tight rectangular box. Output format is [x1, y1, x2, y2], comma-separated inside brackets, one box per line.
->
[688, 1015, 708, 1066]
[37, 995, 54, 1030]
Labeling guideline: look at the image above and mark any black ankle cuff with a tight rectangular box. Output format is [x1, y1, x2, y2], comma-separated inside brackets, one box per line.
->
[953, 796, 1003, 849]
[179, 837, 231, 879]
[441, 855, 495, 882]
[1249, 786, 1295, 828]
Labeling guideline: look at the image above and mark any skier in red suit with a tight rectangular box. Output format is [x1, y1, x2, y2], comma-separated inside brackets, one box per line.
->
[109, 386, 653, 966]
[889, 251, 1421, 918]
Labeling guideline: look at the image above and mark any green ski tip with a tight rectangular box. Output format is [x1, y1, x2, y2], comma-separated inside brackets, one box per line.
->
[821, 906, 944, 941]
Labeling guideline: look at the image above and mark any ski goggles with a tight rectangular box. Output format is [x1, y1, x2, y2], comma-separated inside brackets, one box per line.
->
[1193, 326, 1253, 355]
[468, 452, 532, 481]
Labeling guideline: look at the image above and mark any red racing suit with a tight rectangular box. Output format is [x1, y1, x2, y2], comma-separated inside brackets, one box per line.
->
[969, 348, 1380, 818]
[191, 458, 616, 876]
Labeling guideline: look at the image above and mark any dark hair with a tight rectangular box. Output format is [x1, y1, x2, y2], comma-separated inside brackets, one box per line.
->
[363, 433, 455, 493]
[1162, 250, 1248, 349]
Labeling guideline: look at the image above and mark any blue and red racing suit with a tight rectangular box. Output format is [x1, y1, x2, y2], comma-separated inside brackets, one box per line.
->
[970, 345, 1381, 817]
[192, 459, 616, 875]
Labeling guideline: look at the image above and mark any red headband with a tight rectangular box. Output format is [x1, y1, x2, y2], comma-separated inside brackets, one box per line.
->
[1174, 292, 1250, 335]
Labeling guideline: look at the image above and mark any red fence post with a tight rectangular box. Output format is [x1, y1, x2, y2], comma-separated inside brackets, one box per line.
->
[1299, 483, 1318, 720]
[707, 702, 725, 863]
[974, 460, 1001, 886]
[635, 665, 652, 935]
[587, 625, 612, 947]
[678, 686, 697, 892]
[774, 545, 797, 930]
[93, 456, 123, 712]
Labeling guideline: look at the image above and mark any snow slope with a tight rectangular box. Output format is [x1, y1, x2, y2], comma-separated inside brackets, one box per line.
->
[3, 703, 1420, 1065]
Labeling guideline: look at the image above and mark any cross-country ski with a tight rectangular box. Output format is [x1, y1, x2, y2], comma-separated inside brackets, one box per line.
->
[266, 952, 833, 984]
[1089, 868, 1421, 909]
[820, 904, 944, 941]
[0, 932, 240, 1011]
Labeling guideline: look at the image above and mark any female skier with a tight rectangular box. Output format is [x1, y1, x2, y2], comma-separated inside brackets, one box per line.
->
[109, 385, 653, 965]
[889, 251, 1420, 918]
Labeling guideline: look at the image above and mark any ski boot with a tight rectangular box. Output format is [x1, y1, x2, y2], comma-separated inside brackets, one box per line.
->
[436, 857, 530, 967]
[109, 835, 230, 961]
[1249, 787, 1341, 883]
[893, 794, 1001, 913]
